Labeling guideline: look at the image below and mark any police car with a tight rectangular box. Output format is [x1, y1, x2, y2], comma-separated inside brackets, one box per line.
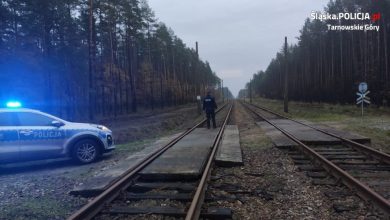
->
[0, 104, 115, 164]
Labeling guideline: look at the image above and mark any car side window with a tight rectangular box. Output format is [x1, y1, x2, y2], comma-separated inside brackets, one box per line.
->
[0, 112, 18, 126]
[17, 112, 54, 126]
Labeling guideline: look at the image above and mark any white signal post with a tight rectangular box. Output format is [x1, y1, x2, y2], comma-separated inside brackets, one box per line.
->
[356, 82, 370, 120]
[196, 95, 202, 115]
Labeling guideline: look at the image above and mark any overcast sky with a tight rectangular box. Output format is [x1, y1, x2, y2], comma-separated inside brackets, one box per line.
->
[147, 0, 329, 97]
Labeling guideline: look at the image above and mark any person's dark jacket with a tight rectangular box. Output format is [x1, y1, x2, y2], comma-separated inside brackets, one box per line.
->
[203, 95, 217, 113]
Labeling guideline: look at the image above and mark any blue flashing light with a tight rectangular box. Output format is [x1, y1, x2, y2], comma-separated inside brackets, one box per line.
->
[6, 101, 22, 108]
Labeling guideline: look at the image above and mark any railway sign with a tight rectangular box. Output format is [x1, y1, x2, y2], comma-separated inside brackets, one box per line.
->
[356, 91, 370, 104]
[359, 82, 368, 93]
[356, 84, 370, 119]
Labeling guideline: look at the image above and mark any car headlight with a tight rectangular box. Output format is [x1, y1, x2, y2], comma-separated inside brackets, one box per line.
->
[97, 125, 110, 131]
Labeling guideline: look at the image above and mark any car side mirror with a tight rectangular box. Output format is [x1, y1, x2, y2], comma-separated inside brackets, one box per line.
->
[51, 120, 64, 127]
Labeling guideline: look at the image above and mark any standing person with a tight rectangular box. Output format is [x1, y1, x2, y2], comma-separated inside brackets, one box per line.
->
[203, 91, 217, 129]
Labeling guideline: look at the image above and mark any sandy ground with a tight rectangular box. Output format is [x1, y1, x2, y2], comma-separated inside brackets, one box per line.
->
[99, 104, 203, 144]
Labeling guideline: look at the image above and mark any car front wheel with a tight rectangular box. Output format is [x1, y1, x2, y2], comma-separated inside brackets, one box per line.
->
[72, 139, 100, 164]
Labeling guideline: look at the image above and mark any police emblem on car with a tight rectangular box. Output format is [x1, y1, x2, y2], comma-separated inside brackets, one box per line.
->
[0, 104, 115, 164]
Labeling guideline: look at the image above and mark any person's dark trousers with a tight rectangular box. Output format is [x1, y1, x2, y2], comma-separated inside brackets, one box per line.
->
[206, 111, 217, 129]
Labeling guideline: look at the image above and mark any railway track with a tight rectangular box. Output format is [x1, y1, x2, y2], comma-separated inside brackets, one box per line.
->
[241, 101, 390, 217]
[67, 103, 234, 220]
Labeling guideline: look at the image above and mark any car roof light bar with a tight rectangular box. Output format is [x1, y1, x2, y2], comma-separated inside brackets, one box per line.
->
[6, 101, 22, 108]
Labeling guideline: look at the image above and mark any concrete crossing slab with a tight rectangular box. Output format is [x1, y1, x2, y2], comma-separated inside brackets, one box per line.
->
[215, 125, 243, 166]
[139, 128, 219, 180]
[257, 119, 370, 148]
[70, 133, 182, 196]
[296, 119, 370, 144]
[256, 121, 297, 148]
[270, 119, 340, 144]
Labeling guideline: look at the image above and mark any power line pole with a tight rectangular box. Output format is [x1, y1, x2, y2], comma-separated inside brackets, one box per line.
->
[196, 41, 199, 57]
[195, 41, 202, 115]
[222, 79, 224, 103]
[220, 79, 222, 101]
[249, 78, 252, 104]
[195, 41, 199, 95]
[284, 37, 289, 113]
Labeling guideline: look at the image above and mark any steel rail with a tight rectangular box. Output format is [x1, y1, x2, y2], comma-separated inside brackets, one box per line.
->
[242, 102, 390, 215]
[246, 101, 390, 164]
[185, 103, 234, 220]
[67, 103, 228, 220]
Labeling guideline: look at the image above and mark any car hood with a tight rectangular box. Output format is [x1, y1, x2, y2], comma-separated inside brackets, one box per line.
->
[65, 122, 112, 132]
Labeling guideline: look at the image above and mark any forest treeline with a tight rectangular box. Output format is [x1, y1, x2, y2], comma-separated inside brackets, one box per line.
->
[0, 0, 224, 120]
[241, 0, 390, 106]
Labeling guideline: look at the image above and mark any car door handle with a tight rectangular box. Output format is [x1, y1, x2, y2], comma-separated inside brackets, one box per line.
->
[20, 130, 33, 136]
